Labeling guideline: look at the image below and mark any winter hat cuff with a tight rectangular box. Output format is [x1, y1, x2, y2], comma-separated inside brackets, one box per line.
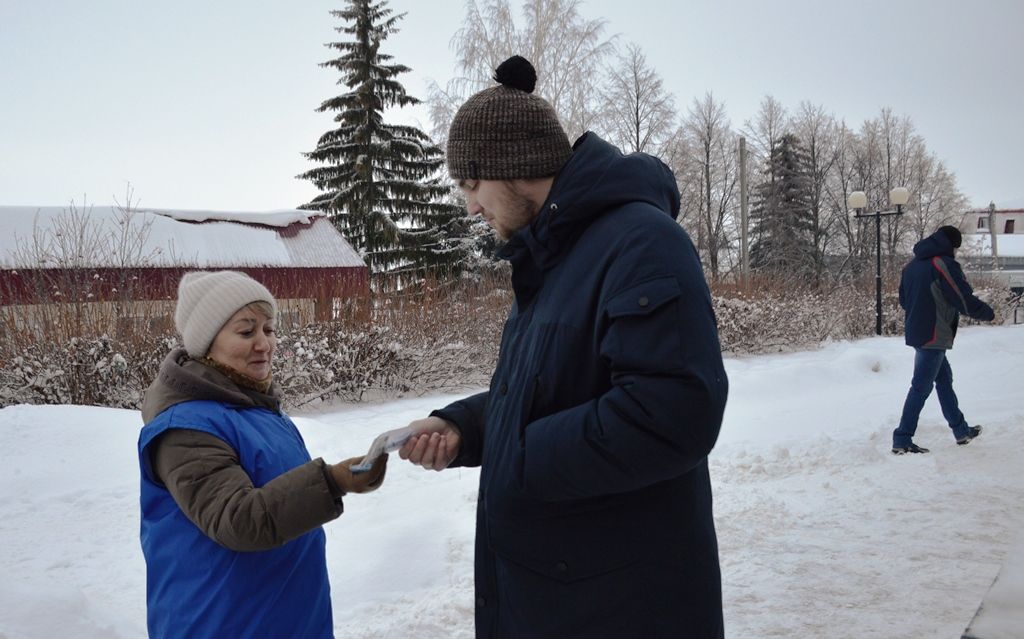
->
[174, 271, 278, 358]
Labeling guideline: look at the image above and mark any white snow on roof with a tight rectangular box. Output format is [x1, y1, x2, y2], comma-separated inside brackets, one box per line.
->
[0, 206, 363, 269]
[145, 208, 319, 227]
[962, 233, 1024, 258]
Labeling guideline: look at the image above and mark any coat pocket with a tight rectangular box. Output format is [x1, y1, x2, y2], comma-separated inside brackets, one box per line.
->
[601, 276, 685, 372]
[604, 275, 682, 318]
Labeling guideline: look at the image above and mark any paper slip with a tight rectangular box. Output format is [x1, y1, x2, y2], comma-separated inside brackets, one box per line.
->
[350, 426, 415, 473]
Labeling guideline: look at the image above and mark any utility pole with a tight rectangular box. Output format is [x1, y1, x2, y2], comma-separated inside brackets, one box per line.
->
[988, 201, 999, 273]
[739, 137, 749, 281]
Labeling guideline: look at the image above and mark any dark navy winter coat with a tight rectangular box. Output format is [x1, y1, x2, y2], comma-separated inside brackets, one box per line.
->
[899, 229, 994, 349]
[435, 133, 728, 638]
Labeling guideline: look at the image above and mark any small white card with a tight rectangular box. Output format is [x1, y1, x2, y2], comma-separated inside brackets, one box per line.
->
[350, 426, 415, 473]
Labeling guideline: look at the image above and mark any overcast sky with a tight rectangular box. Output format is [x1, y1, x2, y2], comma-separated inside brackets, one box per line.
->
[1, 0, 1021, 212]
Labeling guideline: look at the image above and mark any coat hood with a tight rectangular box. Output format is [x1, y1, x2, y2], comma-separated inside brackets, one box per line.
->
[912, 229, 957, 260]
[499, 133, 681, 271]
[141, 348, 281, 423]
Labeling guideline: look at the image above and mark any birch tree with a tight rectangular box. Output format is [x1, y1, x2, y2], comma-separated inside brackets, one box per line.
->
[426, 0, 615, 146]
[677, 92, 738, 279]
[743, 95, 789, 172]
[598, 43, 676, 155]
[825, 120, 862, 262]
[906, 149, 967, 243]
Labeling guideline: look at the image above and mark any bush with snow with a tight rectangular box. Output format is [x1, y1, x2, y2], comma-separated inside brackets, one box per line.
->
[0, 279, 1013, 409]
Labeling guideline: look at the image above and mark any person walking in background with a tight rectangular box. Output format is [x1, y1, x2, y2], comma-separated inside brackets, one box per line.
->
[398, 56, 728, 638]
[138, 270, 387, 638]
[892, 225, 995, 454]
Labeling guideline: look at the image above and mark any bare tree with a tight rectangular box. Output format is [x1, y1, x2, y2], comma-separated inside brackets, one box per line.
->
[426, 0, 616, 146]
[6, 192, 164, 343]
[675, 92, 738, 279]
[743, 95, 789, 171]
[852, 109, 921, 261]
[831, 108, 967, 279]
[825, 120, 862, 263]
[906, 149, 967, 243]
[598, 43, 676, 155]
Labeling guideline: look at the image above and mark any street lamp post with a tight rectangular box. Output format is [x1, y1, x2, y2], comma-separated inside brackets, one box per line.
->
[848, 187, 910, 336]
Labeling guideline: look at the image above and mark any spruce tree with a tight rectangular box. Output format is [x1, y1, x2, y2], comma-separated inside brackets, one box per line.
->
[298, 0, 470, 283]
[749, 133, 817, 278]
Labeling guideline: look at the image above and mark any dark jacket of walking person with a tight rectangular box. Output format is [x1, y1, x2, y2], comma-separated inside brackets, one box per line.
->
[399, 57, 728, 638]
[138, 270, 386, 639]
[892, 226, 995, 453]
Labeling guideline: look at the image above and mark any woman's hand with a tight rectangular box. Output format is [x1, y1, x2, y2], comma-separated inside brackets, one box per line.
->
[398, 416, 461, 471]
[330, 454, 388, 494]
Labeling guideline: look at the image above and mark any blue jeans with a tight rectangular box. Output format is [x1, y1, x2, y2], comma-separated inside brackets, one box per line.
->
[893, 348, 970, 447]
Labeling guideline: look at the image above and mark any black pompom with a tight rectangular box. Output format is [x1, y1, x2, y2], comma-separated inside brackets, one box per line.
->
[493, 56, 537, 94]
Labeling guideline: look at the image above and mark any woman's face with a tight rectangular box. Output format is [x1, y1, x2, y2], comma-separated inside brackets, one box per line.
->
[207, 306, 276, 380]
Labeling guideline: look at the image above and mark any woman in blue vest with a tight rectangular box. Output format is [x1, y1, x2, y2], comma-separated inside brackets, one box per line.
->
[138, 270, 387, 638]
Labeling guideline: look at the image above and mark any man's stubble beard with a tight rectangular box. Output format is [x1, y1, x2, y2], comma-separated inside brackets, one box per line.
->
[495, 184, 541, 241]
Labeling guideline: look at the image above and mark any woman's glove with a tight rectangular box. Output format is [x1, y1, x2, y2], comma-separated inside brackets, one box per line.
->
[329, 454, 388, 495]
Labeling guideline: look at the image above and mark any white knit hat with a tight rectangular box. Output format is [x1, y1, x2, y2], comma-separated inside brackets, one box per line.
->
[174, 271, 278, 358]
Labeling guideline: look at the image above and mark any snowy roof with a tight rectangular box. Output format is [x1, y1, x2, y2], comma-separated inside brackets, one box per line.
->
[0, 206, 366, 269]
[146, 208, 318, 227]
[965, 208, 1024, 217]
[961, 233, 1024, 258]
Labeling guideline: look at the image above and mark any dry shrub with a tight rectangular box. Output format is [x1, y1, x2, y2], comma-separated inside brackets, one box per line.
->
[371, 270, 509, 395]
[710, 272, 1014, 355]
[0, 269, 510, 409]
[3, 259, 1014, 408]
[1, 334, 174, 408]
[274, 322, 401, 406]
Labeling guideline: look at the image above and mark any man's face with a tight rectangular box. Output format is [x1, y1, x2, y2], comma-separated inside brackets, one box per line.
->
[458, 179, 539, 241]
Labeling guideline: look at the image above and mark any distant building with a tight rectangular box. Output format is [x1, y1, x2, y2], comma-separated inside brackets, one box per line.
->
[958, 207, 1024, 290]
[0, 206, 368, 324]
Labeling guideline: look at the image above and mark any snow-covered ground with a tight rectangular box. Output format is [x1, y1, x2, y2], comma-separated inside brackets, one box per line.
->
[2, 325, 1023, 638]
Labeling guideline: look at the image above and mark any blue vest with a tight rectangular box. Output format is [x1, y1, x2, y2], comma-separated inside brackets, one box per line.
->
[138, 400, 333, 639]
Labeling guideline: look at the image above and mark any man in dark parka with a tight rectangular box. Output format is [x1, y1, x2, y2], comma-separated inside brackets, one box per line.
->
[399, 56, 728, 638]
[892, 225, 994, 454]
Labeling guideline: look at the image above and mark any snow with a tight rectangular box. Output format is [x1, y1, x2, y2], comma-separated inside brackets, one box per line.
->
[0, 206, 361, 269]
[2, 325, 1024, 638]
[964, 538, 1024, 639]
[146, 208, 320, 227]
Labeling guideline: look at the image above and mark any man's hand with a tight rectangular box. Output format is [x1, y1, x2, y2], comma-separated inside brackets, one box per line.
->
[330, 454, 388, 494]
[398, 416, 461, 471]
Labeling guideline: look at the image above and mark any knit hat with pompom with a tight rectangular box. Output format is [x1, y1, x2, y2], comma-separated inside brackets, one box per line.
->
[446, 55, 572, 181]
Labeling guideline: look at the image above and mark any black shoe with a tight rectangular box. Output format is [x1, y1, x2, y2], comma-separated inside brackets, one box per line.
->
[892, 443, 930, 455]
[957, 425, 982, 445]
